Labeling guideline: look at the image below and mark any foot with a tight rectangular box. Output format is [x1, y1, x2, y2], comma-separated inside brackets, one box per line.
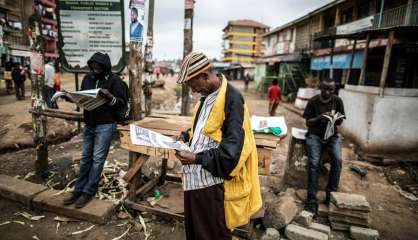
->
[63, 192, 82, 205]
[324, 192, 331, 205]
[74, 193, 93, 208]
[304, 201, 318, 215]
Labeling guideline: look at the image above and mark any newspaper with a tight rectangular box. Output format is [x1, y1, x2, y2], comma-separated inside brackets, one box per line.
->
[323, 110, 345, 140]
[130, 124, 191, 151]
[51, 89, 107, 111]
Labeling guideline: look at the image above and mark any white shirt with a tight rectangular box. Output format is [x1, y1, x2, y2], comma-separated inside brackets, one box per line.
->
[183, 89, 224, 191]
[44, 63, 55, 88]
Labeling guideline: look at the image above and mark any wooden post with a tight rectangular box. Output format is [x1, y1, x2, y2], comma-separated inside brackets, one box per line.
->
[379, 31, 395, 96]
[359, 33, 370, 85]
[346, 39, 357, 85]
[144, 0, 155, 116]
[330, 39, 335, 79]
[128, 0, 145, 200]
[28, 11, 49, 176]
[181, 0, 194, 116]
[33, 74, 49, 176]
[74, 72, 81, 132]
[129, 42, 143, 120]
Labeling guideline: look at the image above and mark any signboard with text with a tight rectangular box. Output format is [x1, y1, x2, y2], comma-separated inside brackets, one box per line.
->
[57, 0, 125, 72]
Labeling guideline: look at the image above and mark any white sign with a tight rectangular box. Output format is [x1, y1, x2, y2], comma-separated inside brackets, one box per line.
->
[336, 16, 374, 35]
[58, 0, 124, 69]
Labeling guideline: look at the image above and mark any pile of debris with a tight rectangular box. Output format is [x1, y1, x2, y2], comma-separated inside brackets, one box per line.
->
[328, 192, 370, 231]
[260, 188, 380, 240]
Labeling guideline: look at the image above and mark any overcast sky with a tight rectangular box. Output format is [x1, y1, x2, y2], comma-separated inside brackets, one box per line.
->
[152, 0, 333, 60]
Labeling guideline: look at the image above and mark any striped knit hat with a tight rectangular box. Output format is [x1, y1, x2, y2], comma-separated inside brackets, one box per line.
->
[177, 52, 211, 84]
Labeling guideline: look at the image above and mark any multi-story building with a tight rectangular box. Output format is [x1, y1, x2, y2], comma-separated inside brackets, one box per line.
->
[258, 0, 418, 153]
[0, 0, 58, 68]
[222, 19, 269, 79]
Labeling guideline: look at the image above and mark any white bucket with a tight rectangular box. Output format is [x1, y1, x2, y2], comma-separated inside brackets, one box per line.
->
[294, 88, 320, 109]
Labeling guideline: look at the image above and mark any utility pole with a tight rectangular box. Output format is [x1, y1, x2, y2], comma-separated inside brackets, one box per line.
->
[28, 9, 48, 176]
[144, 0, 155, 116]
[181, 0, 194, 116]
[128, 0, 144, 200]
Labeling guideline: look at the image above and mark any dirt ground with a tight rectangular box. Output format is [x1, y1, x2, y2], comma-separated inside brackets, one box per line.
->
[0, 76, 417, 239]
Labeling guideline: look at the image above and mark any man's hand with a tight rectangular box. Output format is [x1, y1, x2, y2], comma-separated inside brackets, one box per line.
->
[175, 150, 196, 165]
[172, 134, 185, 142]
[99, 89, 114, 101]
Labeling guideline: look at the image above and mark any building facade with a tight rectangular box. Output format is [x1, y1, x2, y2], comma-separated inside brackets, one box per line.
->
[259, 0, 418, 152]
[0, 0, 58, 69]
[222, 19, 269, 80]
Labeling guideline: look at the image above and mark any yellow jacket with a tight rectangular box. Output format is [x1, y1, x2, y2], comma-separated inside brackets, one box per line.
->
[188, 76, 262, 230]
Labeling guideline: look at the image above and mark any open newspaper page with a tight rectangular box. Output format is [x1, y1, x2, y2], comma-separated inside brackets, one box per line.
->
[51, 89, 107, 111]
[323, 112, 345, 140]
[130, 124, 191, 151]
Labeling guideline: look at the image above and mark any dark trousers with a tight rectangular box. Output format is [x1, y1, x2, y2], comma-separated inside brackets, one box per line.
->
[13, 80, 25, 100]
[184, 184, 232, 240]
[44, 86, 58, 109]
[306, 134, 342, 203]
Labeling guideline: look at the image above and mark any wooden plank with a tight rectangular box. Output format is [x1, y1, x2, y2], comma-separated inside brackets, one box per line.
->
[255, 138, 278, 149]
[379, 31, 395, 96]
[119, 130, 178, 161]
[257, 148, 273, 175]
[159, 158, 168, 185]
[136, 178, 159, 198]
[133, 117, 191, 131]
[359, 33, 370, 85]
[124, 200, 184, 221]
[123, 155, 148, 182]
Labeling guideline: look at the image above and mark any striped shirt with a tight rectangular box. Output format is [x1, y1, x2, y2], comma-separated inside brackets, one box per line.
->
[183, 89, 224, 191]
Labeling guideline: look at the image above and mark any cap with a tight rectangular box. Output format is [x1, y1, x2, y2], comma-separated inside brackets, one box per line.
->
[177, 52, 211, 84]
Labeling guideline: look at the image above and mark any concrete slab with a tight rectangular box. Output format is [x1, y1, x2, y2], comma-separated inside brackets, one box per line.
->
[285, 224, 328, 240]
[33, 190, 115, 224]
[0, 174, 48, 206]
[330, 192, 370, 212]
[350, 226, 379, 240]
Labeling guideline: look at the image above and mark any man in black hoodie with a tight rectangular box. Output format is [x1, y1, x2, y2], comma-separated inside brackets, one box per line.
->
[63, 52, 128, 208]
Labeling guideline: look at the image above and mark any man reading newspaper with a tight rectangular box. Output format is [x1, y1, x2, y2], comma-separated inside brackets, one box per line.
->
[174, 52, 261, 239]
[303, 78, 345, 215]
[62, 52, 128, 208]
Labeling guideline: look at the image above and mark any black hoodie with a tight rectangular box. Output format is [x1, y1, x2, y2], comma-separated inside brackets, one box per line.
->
[81, 52, 127, 126]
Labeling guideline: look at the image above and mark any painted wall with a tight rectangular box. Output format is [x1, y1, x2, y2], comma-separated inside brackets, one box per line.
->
[339, 88, 418, 152]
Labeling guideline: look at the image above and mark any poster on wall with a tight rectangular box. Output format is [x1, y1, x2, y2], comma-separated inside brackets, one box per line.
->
[129, 0, 145, 42]
[57, 0, 125, 72]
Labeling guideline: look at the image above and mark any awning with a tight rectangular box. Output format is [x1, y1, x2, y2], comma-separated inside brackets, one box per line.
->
[310, 51, 363, 70]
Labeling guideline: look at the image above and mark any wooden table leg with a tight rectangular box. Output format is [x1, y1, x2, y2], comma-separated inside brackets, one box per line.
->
[159, 158, 168, 185]
[128, 152, 142, 201]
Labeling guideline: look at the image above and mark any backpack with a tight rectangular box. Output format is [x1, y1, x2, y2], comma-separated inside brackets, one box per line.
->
[105, 74, 132, 124]
[116, 80, 131, 124]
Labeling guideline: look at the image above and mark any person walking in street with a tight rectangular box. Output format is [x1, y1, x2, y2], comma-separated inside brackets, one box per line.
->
[174, 52, 262, 240]
[303, 78, 345, 214]
[267, 79, 281, 116]
[62, 52, 128, 208]
[11, 62, 26, 100]
[44, 59, 58, 108]
[244, 73, 250, 92]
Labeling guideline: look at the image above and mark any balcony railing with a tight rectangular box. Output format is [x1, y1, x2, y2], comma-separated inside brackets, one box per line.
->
[372, 2, 418, 29]
[313, 2, 418, 42]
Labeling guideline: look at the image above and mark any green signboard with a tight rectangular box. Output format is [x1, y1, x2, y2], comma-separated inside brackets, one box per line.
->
[57, 0, 126, 73]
